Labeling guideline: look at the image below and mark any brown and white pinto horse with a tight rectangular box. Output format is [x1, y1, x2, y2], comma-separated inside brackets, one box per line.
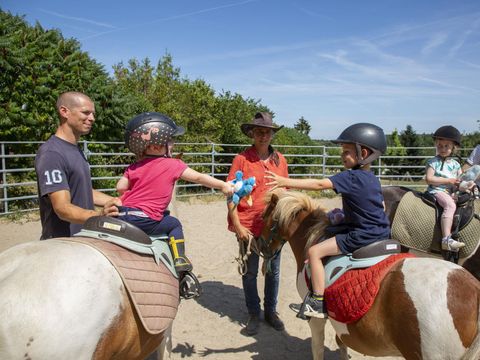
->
[0, 238, 174, 360]
[382, 185, 480, 281]
[260, 190, 480, 360]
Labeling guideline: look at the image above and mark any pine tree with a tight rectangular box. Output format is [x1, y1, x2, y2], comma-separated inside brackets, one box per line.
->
[294, 116, 311, 135]
[400, 125, 422, 176]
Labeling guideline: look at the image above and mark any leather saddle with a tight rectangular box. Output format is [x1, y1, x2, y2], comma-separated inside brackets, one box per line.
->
[322, 239, 402, 288]
[77, 216, 202, 299]
[76, 216, 176, 276]
[420, 191, 477, 239]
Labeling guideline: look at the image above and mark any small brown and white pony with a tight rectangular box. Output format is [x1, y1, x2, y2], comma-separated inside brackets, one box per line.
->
[382, 185, 480, 280]
[260, 190, 480, 360]
[0, 239, 172, 360]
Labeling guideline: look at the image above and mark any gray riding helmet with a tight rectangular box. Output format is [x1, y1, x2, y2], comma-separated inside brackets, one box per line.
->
[125, 112, 185, 157]
[333, 123, 387, 165]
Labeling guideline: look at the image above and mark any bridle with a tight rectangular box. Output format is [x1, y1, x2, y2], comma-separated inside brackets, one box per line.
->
[256, 212, 287, 274]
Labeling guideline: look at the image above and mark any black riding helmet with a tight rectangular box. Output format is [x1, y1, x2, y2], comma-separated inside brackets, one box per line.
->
[333, 123, 387, 166]
[432, 125, 461, 146]
[125, 112, 185, 157]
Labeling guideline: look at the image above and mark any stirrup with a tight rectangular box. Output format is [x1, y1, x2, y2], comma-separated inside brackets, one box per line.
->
[290, 299, 309, 320]
[179, 271, 202, 300]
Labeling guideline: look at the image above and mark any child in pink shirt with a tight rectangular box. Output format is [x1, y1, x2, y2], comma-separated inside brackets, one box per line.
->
[117, 112, 233, 284]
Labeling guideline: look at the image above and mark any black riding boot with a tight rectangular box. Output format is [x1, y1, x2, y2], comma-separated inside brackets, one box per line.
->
[168, 237, 193, 273]
[168, 237, 201, 299]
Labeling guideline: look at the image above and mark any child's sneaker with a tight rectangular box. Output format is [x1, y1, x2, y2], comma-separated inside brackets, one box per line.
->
[441, 236, 465, 251]
[301, 293, 328, 318]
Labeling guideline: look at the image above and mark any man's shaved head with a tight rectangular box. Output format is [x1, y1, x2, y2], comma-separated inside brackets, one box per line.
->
[56, 92, 93, 118]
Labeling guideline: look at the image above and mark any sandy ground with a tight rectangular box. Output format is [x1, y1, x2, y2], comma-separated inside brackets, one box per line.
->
[0, 197, 402, 360]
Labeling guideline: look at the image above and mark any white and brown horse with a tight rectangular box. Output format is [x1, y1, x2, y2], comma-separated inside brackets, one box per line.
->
[260, 190, 480, 360]
[0, 238, 175, 360]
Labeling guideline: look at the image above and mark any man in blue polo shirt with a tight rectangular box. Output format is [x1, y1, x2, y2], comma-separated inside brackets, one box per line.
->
[35, 91, 120, 239]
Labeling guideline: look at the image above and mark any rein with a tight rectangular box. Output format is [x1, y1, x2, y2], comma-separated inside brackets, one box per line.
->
[235, 220, 286, 276]
[236, 235, 257, 275]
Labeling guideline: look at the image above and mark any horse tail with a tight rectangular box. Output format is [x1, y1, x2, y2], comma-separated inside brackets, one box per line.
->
[461, 299, 480, 360]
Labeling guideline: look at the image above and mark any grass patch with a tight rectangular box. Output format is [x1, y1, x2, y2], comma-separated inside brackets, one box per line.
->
[0, 210, 40, 224]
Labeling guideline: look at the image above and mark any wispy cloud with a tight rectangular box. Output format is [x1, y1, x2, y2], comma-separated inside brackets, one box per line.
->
[459, 60, 480, 69]
[417, 76, 480, 93]
[296, 6, 333, 21]
[421, 32, 448, 55]
[371, 11, 480, 52]
[80, 0, 257, 40]
[60, 24, 99, 34]
[179, 39, 333, 65]
[40, 9, 116, 29]
[447, 16, 480, 59]
[199, 7, 480, 104]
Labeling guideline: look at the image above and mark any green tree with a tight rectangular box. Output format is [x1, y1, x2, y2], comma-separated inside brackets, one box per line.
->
[400, 125, 422, 176]
[384, 129, 407, 178]
[215, 91, 264, 145]
[112, 58, 155, 114]
[0, 10, 130, 142]
[294, 116, 311, 136]
[274, 127, 320, 175]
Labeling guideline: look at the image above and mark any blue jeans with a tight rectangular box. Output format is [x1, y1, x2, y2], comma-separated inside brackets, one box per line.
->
[117, 206, 184, 238]
[242, 250, 281, 316]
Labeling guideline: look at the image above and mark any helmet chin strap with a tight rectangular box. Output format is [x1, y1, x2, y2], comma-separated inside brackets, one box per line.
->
[436, 152, 462, 172]
[355, 143, 381, 167]
[166, 140, 174, 158]
[355, 143, 368, 167]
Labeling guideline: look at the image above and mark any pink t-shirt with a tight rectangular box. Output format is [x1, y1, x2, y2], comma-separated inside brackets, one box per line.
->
[120, 157, 187, 221]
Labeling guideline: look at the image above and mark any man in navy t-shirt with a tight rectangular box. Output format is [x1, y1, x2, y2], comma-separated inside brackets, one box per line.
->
[35, 91, 120, 239]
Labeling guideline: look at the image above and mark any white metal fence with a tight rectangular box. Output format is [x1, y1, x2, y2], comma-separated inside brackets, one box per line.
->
[0, 140, 465, 215]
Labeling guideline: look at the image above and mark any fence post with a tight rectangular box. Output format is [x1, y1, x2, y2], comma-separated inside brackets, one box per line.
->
[1, 143, 7, 214]
[83, 141, 89, 159]
[322, 146, 326, 177]
[378, 157, 382, 178]
[211, 143, 215, 193]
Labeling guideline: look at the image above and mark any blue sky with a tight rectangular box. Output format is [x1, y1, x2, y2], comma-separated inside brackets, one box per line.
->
[3, 0, 480, 140]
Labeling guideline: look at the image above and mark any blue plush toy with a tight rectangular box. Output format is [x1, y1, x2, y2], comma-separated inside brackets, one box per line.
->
[229, 170, 256, 206]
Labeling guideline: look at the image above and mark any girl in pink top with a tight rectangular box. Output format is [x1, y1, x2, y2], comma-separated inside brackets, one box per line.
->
[116, 112, 233, 286]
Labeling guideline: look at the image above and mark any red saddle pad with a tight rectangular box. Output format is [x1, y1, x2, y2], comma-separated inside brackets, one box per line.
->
[325, 253, 415, 323]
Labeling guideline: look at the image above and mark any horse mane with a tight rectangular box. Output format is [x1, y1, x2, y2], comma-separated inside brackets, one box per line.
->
[266, 190, 330, 250]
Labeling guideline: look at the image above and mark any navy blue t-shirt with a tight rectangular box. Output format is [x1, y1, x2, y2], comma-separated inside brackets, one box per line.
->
[329, 169, 390, 253]
[35, 136, 94, 239]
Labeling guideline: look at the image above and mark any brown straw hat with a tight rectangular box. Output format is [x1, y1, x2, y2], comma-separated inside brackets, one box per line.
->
[240, 112, 284, 138]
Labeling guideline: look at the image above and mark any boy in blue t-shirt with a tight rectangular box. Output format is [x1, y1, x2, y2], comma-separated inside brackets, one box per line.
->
[266, 123, 390, 318]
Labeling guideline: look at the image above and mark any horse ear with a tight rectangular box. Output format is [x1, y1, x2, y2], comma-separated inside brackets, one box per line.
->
[175, 152, 184, 160]
[270, 193, 279, 205]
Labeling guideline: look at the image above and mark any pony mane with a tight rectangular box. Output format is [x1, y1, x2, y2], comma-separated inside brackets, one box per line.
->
[267, 190, 330, 249]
